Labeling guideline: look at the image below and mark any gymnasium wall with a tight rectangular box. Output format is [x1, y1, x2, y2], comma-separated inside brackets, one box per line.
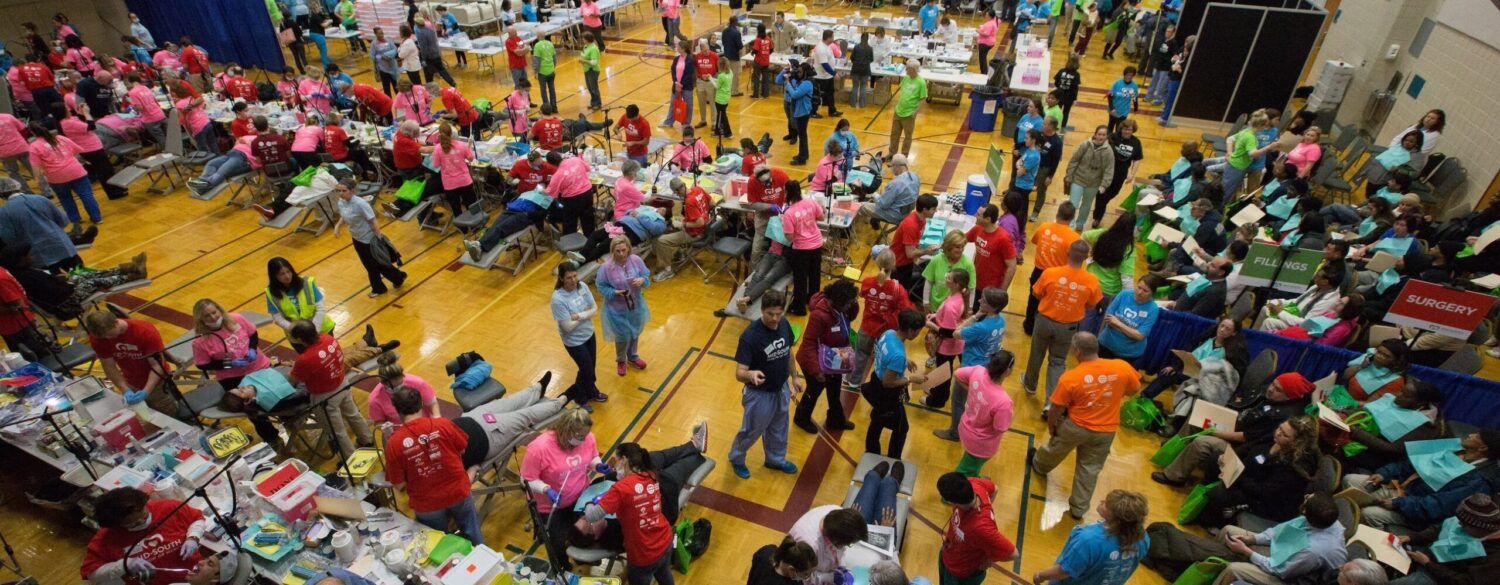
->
[0, 0, 134, 57]
[1318, 0, 1500, 211]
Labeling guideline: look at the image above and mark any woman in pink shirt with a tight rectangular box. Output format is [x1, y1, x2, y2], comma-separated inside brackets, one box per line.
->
[188, 135, 261, 195]
[63, 36, 96, 76]
[299, 66, 333, 115]
[276, 70, 300, 105]
[506, 79, 532, 135]
[667, 126, 710, 170]
[613, 159, 645, 219]
[190, 299, 273, 390]
[367, 352, 440, 427]
[392, 78, 433, 125]
[171, 85, 217, 154]
[581, 0, 605, 49]
[547, 155, 596, 234]
[977, 10, 999, 75]
[7, 68, 33, 114]
[953, 350, 1016, 477]
[152, 46, 182, 71]
[125, 74, 167, 145]
[290, 115, 326, 169]
[657, 0, 683, 46]
[521, 409, 602, 566]
[780, 181, 824, 315]
[52, 104, 127, 201]
[808, 142, 846, 193]
[0, 113, 42, 196]
[924, 267, 969, 407]
[1281, 126, 1323, 178]
[430, 123, 478, 215]
[27, 120, 100, 226]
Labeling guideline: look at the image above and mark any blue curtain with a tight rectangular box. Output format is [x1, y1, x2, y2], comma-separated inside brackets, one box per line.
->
[1244, 328, 1305, 378]
[1294, 343, 1360, 384]
[1138, 311, 1215, 372]
[127, 0, 286, 72]
[1409, 365, 1500, 429]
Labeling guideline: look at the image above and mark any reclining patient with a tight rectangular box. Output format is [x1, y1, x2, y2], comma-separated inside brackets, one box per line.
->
[463, 188, 558, 262]
[0, 243, 148, 320]
[565, 207, 669, 265]
[568, 422, 710, 552]
[454, 371, 570, 475]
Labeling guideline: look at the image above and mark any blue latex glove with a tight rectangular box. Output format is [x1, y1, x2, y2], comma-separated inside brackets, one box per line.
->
[228, 357, 250, 368]
[124, 389, 148, 405]
[125, 558, 155, 582]
[833, 567, 853, 585]
[546, 488, 560, 504]
[179, 537, 200, 559]
[594, 463, 613, 476]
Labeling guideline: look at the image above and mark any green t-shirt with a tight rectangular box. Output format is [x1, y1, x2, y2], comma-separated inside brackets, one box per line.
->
[534, 40, 557, 75]
[921, 254, 977, 310]
[715, 71, 732, 104]
[1082, 228, 1136, 296]
[896, 76, 928, 118]
[1227, 127, 1257, 170]
[581, 43, 601, 72]
[1043, 104, 1064, 127]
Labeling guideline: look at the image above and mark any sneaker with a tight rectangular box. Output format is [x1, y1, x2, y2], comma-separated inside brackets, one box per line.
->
[1150, 471, 1185, 487]
[713, 308, 731, 318]
[924, 356, 937, 368]
[464, 240, 483, 262]
[732, 462, 751, 478]
[691, 421, 708, 453]
[251, 204, 277, 220]
[933, 429, 959, 441]
[829, 111, 844, 117]
[381, 201, 401, 217]
[653, 268, 676, 282]
[765, 460, 798, 474]
[794, 418, 818, 434]
[629, 357, 647, 369]
[889, 461, 905, 484]
[694, 122, 707, 128]
[367, 290, 386, 298]
[1488, 346, 1500, 359]
[616, 362, 627, 376]
[591, 391, 609, 402]
[828, 420, 856, 431]
[1487, 337, 1500, 348]
[1028, 212, 1040, 222]
[566, 251, 586, 265]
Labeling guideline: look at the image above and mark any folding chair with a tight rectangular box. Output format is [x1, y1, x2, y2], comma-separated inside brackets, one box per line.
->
[107, 109, 187, 194]
[670, 218, 723, 278]
[704, 230, 751, 284]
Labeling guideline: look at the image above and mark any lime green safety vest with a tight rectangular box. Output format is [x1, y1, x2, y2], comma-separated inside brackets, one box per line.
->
[267, 276, 335, 333]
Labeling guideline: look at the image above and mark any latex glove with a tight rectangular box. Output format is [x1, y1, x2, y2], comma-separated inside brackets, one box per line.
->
[228, 357, 250, 368]
[126, 558, 156, 582]
[245, 348, 258, 360]
[546, 488, 561, 504]
[124, 389, 148, 406]
[179, 537, 200, 559]
[833, 567, 854, 585]
[594, 463, 613, 476]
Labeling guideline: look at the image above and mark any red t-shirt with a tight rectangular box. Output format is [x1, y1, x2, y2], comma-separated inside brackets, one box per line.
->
[19, 63, 54, 91]
[751, 37, 773, 66]
[441, 87, 478, 126]
[890, 213, 925, 267]
[747, 168, 789, 207]
[510, 159, 557, 193]
[941, 478, 1016, 577]
[741, 152, 766, 176]
[617, 115, 651, 157]
[531, 117, 566, 151]
[684, 186, 711, 236]
[225, 77, 258, 102]
[290, 334, 345, 394]
[693, 51, 718, 77]
[598, 472, 673, 567]
[229, 117, 255, 138]
[80, 500, 203, 585]
[0, 268, 35, 335]
[89, 319, 167, 389]
[351, 84, 393, 116]
[251, 133, 291, 166]
[859, 276, 911, 335]
[966, 226, 1017, 292]
[384, 417, 472, 512]
[393, 132, 424, 170]
[506, 36, 527, 69]
[181, 46, 210, 74]
[323, 124, 350, 161]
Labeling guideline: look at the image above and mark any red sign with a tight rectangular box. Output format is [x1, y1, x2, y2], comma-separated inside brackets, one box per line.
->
[1385, 280, 1497, 338]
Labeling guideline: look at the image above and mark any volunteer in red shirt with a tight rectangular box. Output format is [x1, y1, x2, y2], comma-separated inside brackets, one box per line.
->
[965, 203, 1018, 297]
[651, 176, 714, 281]
[391, 119, 427, 181]
[249, 117, 292, 176]
[740, 138, 767, 176]
[323, 111, 373, 176]
[530, 104, 567, 151]
[936, 473, 1017, 583]
[179, 38, 212, 86]
[81, 487, 205, 585]
[228, 103, 255, 138]
[692, 40, 718, 128]
[221, 66, 258, 102]
[384, 386, 485, 545]
[614, 104, 652, 165]
[440, 85, 486, 137]
[890, 193, 941, 295]
[287, 320, 373, 456]
[579, 443, 675, 585]
[850, 248, 912, 389]
[747, 164, 789, 265]
[0, 265, 45, 361]
[84, 311, 176, 417]
[505, 25, 531, 92]
[749, 26, 774, 99]
[509, 149, 556, 193]
[348, 82, 395, 123]
[19, 59, 60, 116]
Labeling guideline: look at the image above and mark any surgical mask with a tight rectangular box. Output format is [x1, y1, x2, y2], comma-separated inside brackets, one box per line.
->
[125, 512, 152, 532]
[204, 316, 224, 329]
[568, 437, 585, 448]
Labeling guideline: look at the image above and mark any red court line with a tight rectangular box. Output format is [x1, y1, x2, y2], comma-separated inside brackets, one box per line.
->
[932, 118, 975, 193]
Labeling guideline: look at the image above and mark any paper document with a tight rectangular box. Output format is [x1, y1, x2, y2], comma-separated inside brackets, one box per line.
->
[1365, 252, 1400, 273]
[1188, 399, 1238, 432]
[1230, 204, 1267, 227]
[1220, 446, 1245, 487]
[1153, 206, 1180, 221]
[1171, 349, 1204, 378]
[1319, 403, 1349, 431]
[1137, 193, 1162, 207]
[1470, 274, 1500, 289]
[1312, 372, 1338, 405]
[1475, 225, 1500, 254]
[1349, 524, 1412, 574]
[1148, 223, 1187, 246]
[917, 362, 953, 394]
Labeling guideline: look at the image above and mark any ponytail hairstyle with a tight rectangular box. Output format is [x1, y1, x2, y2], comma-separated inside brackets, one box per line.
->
[28, 120, 57, 148]
[985, 349, 1015, 381]
[614, 442, 656, 476]
[946, 267, 971, 315]
[438, 121, 454, 152]
[377, 351, 404, 388]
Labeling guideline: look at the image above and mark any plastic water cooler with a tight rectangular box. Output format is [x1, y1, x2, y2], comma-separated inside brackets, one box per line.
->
[963, 175, 992, 215]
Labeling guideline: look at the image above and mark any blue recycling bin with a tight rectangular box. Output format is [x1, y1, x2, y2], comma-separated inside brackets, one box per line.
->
[968, 87, 1003, 132]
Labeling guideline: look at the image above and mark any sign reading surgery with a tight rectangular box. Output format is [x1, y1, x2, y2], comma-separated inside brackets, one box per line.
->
[1386, 279, 1498, 338]
[1236, 243, 1325, 293]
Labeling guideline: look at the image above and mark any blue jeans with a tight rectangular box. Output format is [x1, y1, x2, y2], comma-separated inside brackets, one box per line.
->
[1220, 164, 1248, 198]
[49, 176, 101, 224]
[729, 384, 790, 467]
[1390, 569, 1437, 585]
[662, 88, 693, 127]
[852, 468, 898, 525]
[1148, 69, 1170, 102]
[629, 154, 649, 166]
[1, 154, 47, 196]
[192, 125, 219, 154]
[1159, 79, 1181, 121]
[1080, 293, 1113, 334]
[1142, 371, 1187, 399]
[201, 151, 250, 187]
[1069, 182, 1097, 231]
[850, 74, 870, 108]
[309, 33, 331, 68]
[584, 70, 602, 109]
[509, 67, 528, 89]
[413, 495, 485, 546]
[625, 547, 674, 585]
[1321, 203, 1362, 226]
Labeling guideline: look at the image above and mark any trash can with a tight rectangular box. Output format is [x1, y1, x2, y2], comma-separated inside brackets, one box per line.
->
[999, 95, 1030, 140]
[963, 174, 993, 215]
[967, 86, 1003, 132]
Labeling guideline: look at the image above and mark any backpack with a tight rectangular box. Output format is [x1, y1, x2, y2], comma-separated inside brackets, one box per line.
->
[686, 518, 712, 557]
[257, 82, 279, 103]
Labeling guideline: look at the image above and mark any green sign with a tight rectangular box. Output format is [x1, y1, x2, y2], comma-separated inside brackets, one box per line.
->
[985, 146, 1006, 193]
[1238, 243, 1325, 293]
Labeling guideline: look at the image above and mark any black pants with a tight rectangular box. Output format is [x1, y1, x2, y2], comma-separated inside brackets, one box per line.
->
[924, 352, 959, 407]
[893, 263, 921, 304]
[862, 382, 908, 459]
[816, 78, 837, 115]
[563, 335, 600, 405]
[31, 87, 61, 120]
[351, 238, 407, 294]
[1107, 114, 1126, 135]
[2, 326, 52, 363]
[786, 247, 821, 314]
[544, 504, 581, 570]
[795, 372, 848, 427]
[1069, 19, 1082, 43]
[454, 51, 469, 66]
[589, 26, 606, 50]
[422, 57, 456, 86]
[445, 184, 478, 216]
[292, 151, 322, 171]
[1023, 266, 1044, 334]
[378, 71, 398, 96]
[1096, 169, 1129, 223]
[405, 70, 422, 85]
[1102, 32, 1124, 57]
[79, 149, 126, 200]
[288, 42, 309, 73]
[559, 189, 597, 235]
[1059, 99, 1075, 128]
[978, 44, 994, 74]
[713, 102, 731, 137]
[794, 115, 810, 161]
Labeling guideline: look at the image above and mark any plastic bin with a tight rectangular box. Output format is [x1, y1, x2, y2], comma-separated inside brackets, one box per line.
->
[267, 471, 325, 522]
[967, 87, 1004, 133]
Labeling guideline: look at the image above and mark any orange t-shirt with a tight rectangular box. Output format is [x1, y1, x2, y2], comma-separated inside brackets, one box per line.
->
[1032, 265, 1102, 323]
[1051, 358, 1141, 432]
[1030, 222, 1081, 270]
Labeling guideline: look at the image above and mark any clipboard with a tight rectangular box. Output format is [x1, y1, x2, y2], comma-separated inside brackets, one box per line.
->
[1181, 236, 1204, 257]
[1349, 524, 1412, 574]
[1277, 131, 1301, 153]
[1168, 275, 1195, 285]
[1171, 349, 1204, 377]
[1220, 446, 1245, 487]
[1153, 206, 1180, 222]
[1336, 486, 1382, 508]
[1312, 372, 1338, 405]
[918, 362, 954, 394]
[1230, 204, 1267, 227]
[1318, 403, 1349, 431]
[1137, 193, 1162, 207]
[1188, 399, 1237, 432]
[1470, 274, 1500, 289]
[1475, 226, 1500, 254]
[1148, 223, 1187, 246]
[1365, 251, 1400, 273]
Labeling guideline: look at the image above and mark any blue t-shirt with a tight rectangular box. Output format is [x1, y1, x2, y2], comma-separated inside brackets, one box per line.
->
[1015, 3, 1034, 32]
[959, 314, 1006, 367]
[1108, 80, 1138, 118]
[441, 13, 460, 35]
[872, 329, 907, 384]
[1249, 127, 1277, 171]
[521, 3, 539, 22]
[1098, 294, 1158, 359]
[919, 5, 942, 33]
[1055, 523, 1150, 585]
[1015, 113, 1044, 145]
[550, 284, 597, 347]
[1016, 148, 1042, 190]
[736, 317, 796, 392]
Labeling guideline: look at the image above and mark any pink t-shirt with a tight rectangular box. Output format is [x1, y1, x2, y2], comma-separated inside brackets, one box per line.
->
[6, 70, 31, 102]
[520, 430, 600, 513]
[27, 136, 88, 183]
[175, 97, 210, 134]
[978, 19, 998, 46]
[59, 118, 103, 152]
[299, 78, 333, 114]
[934, 293, 965, 356]
[581, 2, 603, 27]
[613, 176, 643, 219]
[1286, 142, 1321, 177]
[955, 365, 1013, 459]
[367, 374, 439, 426]
[394, 86, 432, 125]
[231, 136, 262, 169]
[431, 141, 475, 190]
[128, 85, 166, 123]
[0, 114, 29, 157]
[153, 51, 181, 70]
[96, 115, 142, 142]
[669, 140, 710, 169]
[291, 125, 324, 152]
[783, 198, 824, 250]
[661, 0, 680, 19]
[506, 91, 530, 134]
[546, 157, 593, 199]
[191, 313, 272, 381]
[808, 155, 844, 193]
[66, 47, 96, 73]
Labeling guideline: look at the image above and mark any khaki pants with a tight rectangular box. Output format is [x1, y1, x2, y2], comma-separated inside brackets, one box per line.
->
[1212, 525, 1281, 585]
[890, 114, 916, 155]
[731, 59, 744, 96]
[655, 230, 695, 271]
[1163, 434, 1231, 482]
[311, 390, 373, 457]
[695, 82, 714, 125]
[1032, 418, 1117, 517]
[1344, 473, 1413, 534]
[750, 213, 770, 268]
[1024, 314, 1078, 401]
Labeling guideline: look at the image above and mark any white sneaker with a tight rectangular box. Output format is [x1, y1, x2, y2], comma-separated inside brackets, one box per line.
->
[566, 252, 586, 265]
[1487, 346, 1500, 359]
[1486, 337, 1499, 348]
[653, 268, 676, 282]
[464, 240, 483, 262]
